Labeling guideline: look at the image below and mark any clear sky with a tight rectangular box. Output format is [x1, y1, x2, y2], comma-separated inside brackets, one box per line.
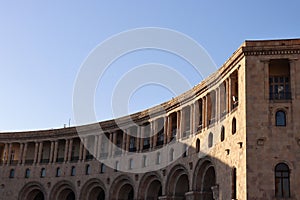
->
[1, 1, 300, 132]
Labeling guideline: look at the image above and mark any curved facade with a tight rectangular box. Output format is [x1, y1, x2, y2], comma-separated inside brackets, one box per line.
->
[1, 39, 300, 200]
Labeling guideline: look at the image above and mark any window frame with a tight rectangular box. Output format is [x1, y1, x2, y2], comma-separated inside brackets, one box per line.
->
[275, 110, 286, 126]
[275, 163, 290, 198]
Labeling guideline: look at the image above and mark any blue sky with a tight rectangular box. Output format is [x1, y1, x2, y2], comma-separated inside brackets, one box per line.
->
[1, 1, 300, 131]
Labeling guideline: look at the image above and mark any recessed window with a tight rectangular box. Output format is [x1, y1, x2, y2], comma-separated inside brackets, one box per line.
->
[221, 126, 225, 142]
[56, 167, 61, 177]
[25, 168, 30, 178]
[208, 133, 213, 148]
[129, 159, 133, 170]
[232, 167, 237, 199]
[156, 152, 161, 165]
[232, 118, 237, 135]
[182, 144, 188, 157]
[142, 156, 147, 167]
[71, 166, 76, 176]
[196, 139, 200, 153]
[276, 110, 286, 126]
[100, 163, 105, 174]
[85, 164, 91, 175]
[40, 168, 46, 178]
[9, 169, 15, 178]
[275, 163, 290, 198]
[115, 161, 119, 172]
[169, 148, 174, 162]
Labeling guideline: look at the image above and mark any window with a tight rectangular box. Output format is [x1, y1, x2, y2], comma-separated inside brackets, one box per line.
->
[40, 168, 46, 178]
[9, 169, 15, 178]
[142, 156, 147, 167]
[129, 159, 133, 170]
[208, 132, 213, 148]
[25, 168, 30, 178]
[269, 76, 291, 100]
[232, 118, 236, 135]
[169, 148, 174, 162]
[100, 163, 105, 174]
[221, 126, 225, 142]
[129, 137, 136, 152]
[275, 163, 290, 198]
[232, 167, 237, 199]
[71, 166, 76, 176]
[56, 167, 61, 177]
[269, 59, 291, 100]
[156, 152, 161, 164]
[115, 161, 119, 172]
[196, 139, 200, 153]
[85, 164, 91, 175]
[182, 144, 188, 157]
[276, 110, 286, 126]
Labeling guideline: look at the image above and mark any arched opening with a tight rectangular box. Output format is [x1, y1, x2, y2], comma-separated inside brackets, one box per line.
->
[202, 166, 216, 200]
[166, 165, 189, 199]
[119, 184, 134, 200]
[146, 180, 162, 200]
[232, 117, 236, 134]
[220, 126, 225, 142]
[194, 160, 217, 200]
[18, 182, 46, 200]
[50, 181, 76, 200]
[275, 163, 290, 198]
[58, 189, 75, 200]
[196, 139, 200, 153]
[80, 178, 106, 200]
[175, 174, 189, 199]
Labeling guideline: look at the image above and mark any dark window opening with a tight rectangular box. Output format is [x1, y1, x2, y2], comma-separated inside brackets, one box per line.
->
[9, 169, 15, 178]
[232, 118, 237, 135]
[196, 139, 200, 153]
[208, 133, 213, 148]
[40, 168, 46, 178]
[221, 126, 225, 142]
[71, 166, 76, 176]
[232, 167, 237, 199]
[276, 110, 286, 126]
[275, 163, 290, 198]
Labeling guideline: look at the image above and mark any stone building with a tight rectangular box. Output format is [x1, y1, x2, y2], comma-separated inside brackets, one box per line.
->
[0, 38, 300, 200]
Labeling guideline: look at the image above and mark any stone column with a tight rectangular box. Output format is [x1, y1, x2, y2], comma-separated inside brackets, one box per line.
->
[152, 120, 157, 148]
[67, 139, 73, 162]
[216, 88, 220, 122]
[176, 111, 180, 140]
[125, 129, 130, 152]
[82, 138, 87, 160]
[49, 141, 54, 163]
[211, 185, 219, 200]
[122, 131, 126, 154]
[136, 127, 140, 151]
[33, 142, 39, 164]
[53, 141, 58, 163]
[21, 143, 28, 165]
[228, 77, 232, 112]
[97, 135, 102, 159]
[79, 140, 83, 161]
[190, 104, 194, 136]
[64, 139, 69, 162]
[37, 142, 43, 164]
[140, 126, 144, 152]
[18, 143, 24, 165]
[3, 143, 8, 165]
[7, 143, 12, 165]
[164, 116, 168, 145]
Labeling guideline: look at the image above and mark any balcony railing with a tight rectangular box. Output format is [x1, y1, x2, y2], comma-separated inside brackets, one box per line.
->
[56, 157, 64, 163]
[270, 92, 291, 100]
[25, 159, 34, 165]
[40, 159, 49, 164]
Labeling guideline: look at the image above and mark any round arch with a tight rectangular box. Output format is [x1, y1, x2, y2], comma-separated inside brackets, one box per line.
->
[109, 175, 135, 200]
[138, 172, 162, 200]
[80, 178, 106, 200]
[18, 182, 46, 200]
[165, 164, 189, 198]
[49, 180, 76, 200]
[193, 158, 217, 200]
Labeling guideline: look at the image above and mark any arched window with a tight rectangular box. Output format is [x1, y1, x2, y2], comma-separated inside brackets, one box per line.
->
[9, 169, 15, 178]
[196, 139, 200, 153]
[182, 144, 188, 157]
[25, 168, 30, 178]
[221, 126, 225, 142]
[86, 164, 91, 175]
[100, 163, 105, 173]
[276, 110, 286, 126]
[40, 168, 46, 178]
[208, 132, 213, 148]
[71, 166, 76, 176]
[275, 163, 290, 198]
[115, 161, 119, 172]
[56, 167, 61, 177]
[232, 118, 237, 135]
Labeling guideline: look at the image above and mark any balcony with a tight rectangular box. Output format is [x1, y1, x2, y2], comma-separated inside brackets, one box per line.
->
[40, 159, 49, 164]
[270, 92, 291, 100]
